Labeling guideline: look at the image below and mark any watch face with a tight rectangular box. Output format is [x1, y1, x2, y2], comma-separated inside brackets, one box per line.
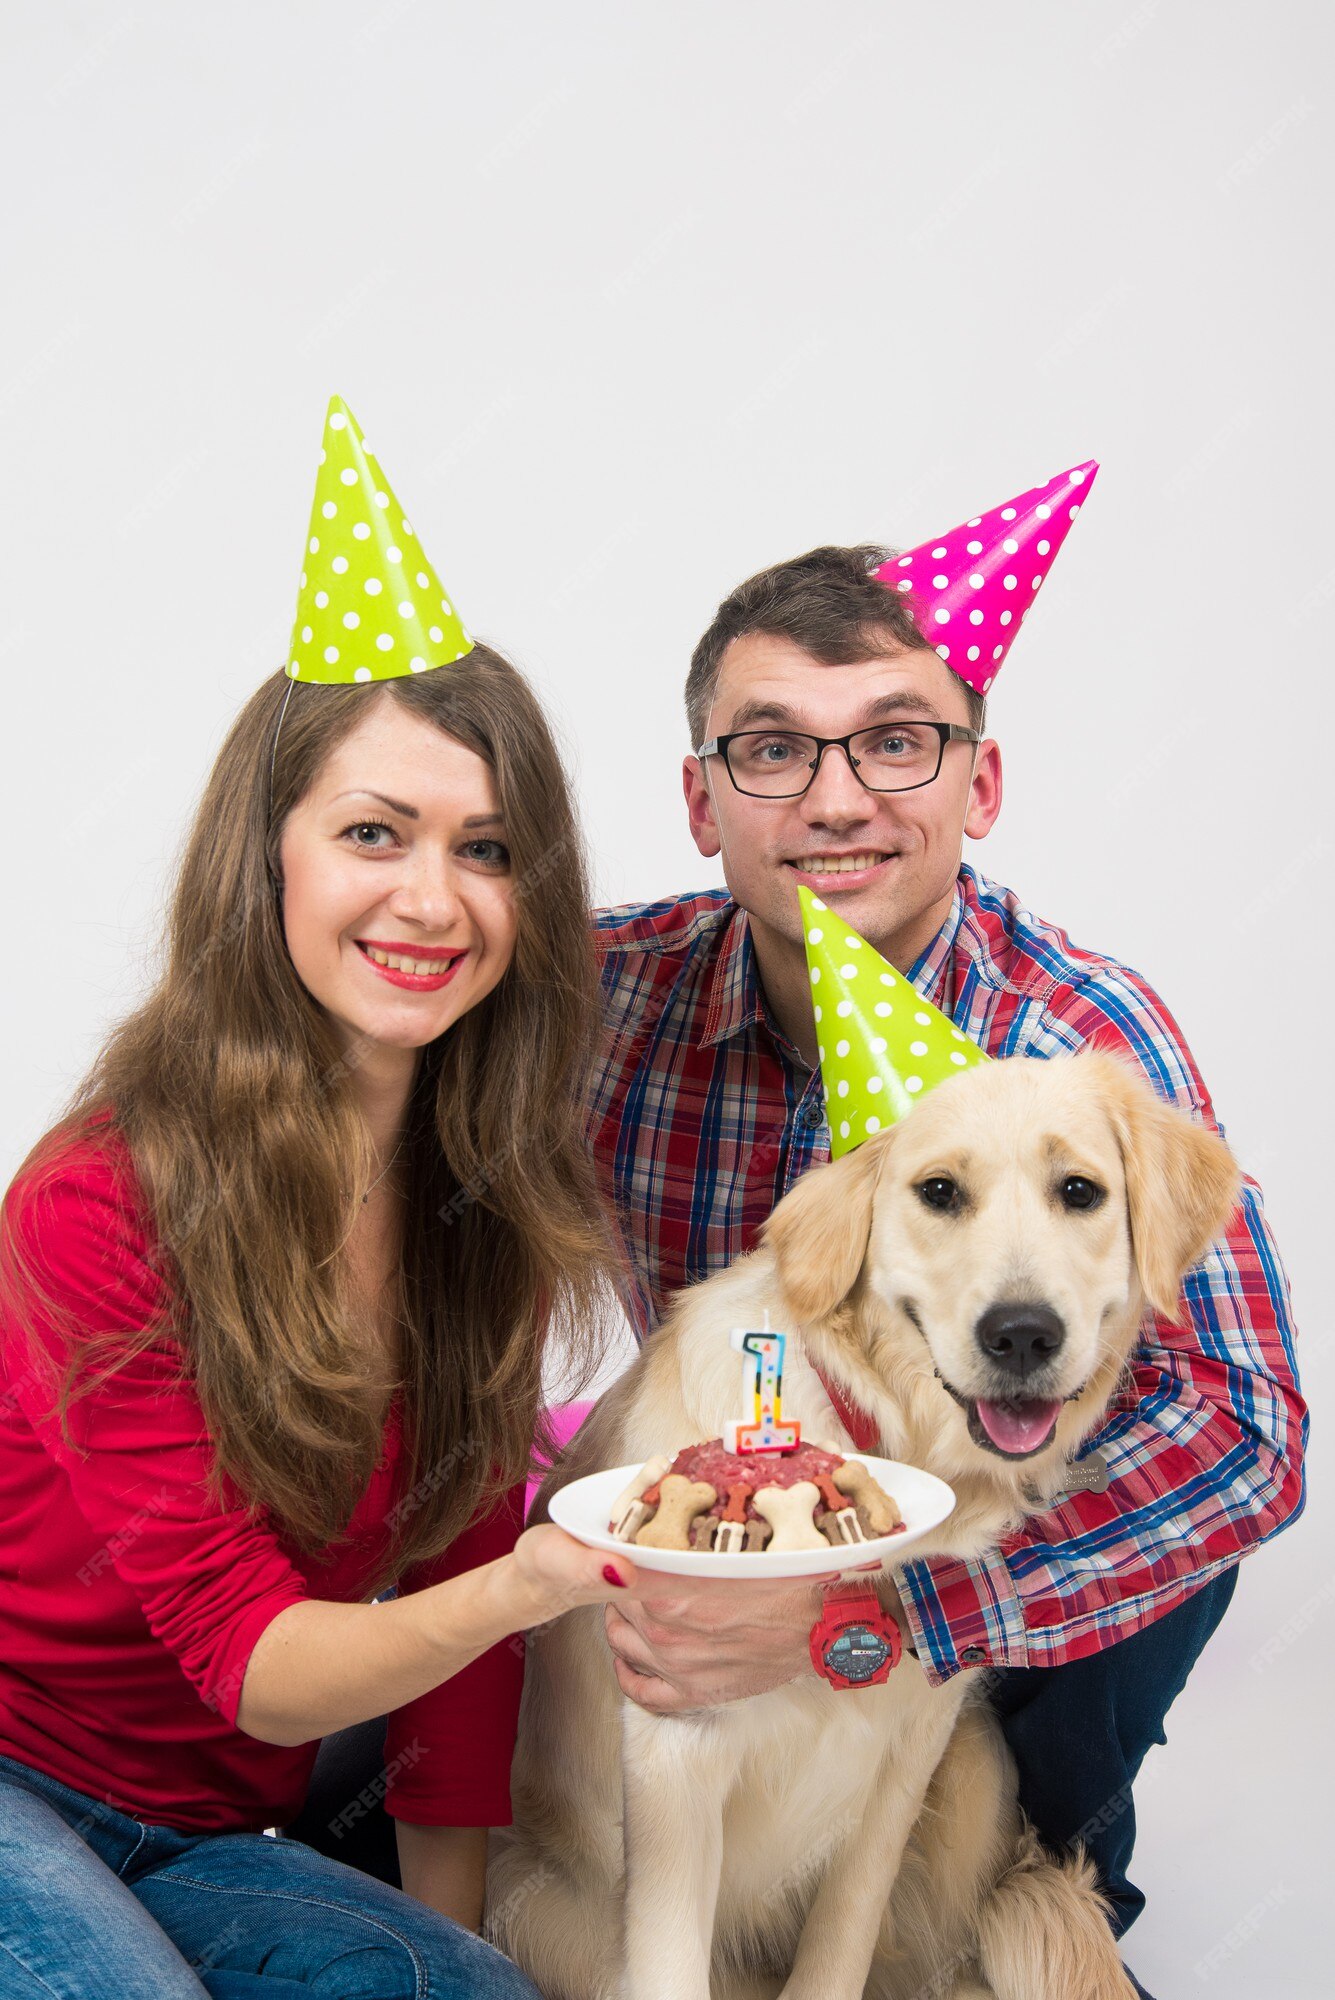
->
[825, 1622, 891, 1685]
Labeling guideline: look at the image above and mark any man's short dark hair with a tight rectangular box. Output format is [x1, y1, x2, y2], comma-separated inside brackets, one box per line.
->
[686, 545, 987, 747]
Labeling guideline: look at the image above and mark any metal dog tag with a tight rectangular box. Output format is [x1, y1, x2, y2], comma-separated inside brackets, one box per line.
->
[1053, 1449, 1110, 1497]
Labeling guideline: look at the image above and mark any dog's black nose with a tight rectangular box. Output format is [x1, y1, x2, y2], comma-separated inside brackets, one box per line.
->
[975, 1302, 1066, 1377]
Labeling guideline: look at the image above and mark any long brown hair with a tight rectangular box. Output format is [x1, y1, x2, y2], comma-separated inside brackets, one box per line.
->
[0, 648, 613, 1589]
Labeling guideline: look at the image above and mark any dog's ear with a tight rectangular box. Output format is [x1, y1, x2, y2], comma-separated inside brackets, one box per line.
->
[1086, 1049, 1243, 1318]
[761, 1136, 890, 1326]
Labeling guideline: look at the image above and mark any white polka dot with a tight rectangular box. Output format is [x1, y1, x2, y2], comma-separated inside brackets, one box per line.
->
[896, 579, 912, 592]
[1000, 507, 1017, 520]
[874, 1001, 892, 1019]
[909, 1039, 928, 1056]
[983, 675, 994, 688]
[308, 536, 320, 553]
[358, 439, 374, 458]
[992, 646, 1003, 660]
[967, 516, 981, 527]
[1002, 538, 1018, 555]
[950, 1051, 968, 1066]
[321, 501, 337, 518]
[1032, 576, 1043, 589]
[376, 634, 394, 651]
[416, 571, 429, 587]
[867, 1075, 883, 1094]
[300, 624, 312, 643]
[839, 963, 856, 978]
[880, 971, 895, 986]
[1036, 504, 1051, 521]
[353, 522, 371, 541]
[836, 1038, 850, 1057]
[969, 609, 984, 626]
[401, 519, 415, 536]
[440, 598, 452, 615]
[836, 999, 853, 1018]
[1002, 574, 1017, 590]
[323, 645, 339, 663]
[343, 611, 360, 629]
[332, 556, 349, 574]
[386, 545, 402, 563]
[842, 935, 862, 950]
[374, 491, 389, 508]
[936, 644, 950, 659]
[915, 1013, 930, 1026]
[409, 655, 428, 672]
[288, 661, 300, 677]
[364, 578, 382, 595]
[398, 599, 413, 616]
[354, 666, 372, 682]
[811, 897, 827, 911]
[329, 412, 347, 429]
[314, 590, 329, 608]
[1070, 468, 1085, 484]
[1069, 504, 1080, 517]
[814, 1007, 823, 1025]
[1000, 610, 1012, 625]
[839, 1119, 850, 1139]
[966, 540, 982, 554]
[905, 1076, 923, 1093]
[933, 573, 949, 589]
[967, 645, 980, 661]
[969, 572, 984, 588]
[1037, 539, 1050, 555]
[299, 571, 308, 589]
[931, 546, 948, 558]
[837, 1079, 849, 1098]
[870, 1037, 887, 1058]
[810, 967, 821, 985]
[339, 468, 357, 486]
[866, 1115, 881, 1134]
[897, 555, 912, 568]
[934, 609, 950, 625]
[428, 625, 443, 643]
[807, 926, 824, 944]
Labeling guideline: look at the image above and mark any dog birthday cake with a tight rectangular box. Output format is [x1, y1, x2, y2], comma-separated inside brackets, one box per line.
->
[608, 1439, 904, 1553]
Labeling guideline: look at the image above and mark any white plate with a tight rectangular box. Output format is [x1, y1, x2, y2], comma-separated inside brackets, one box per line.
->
[547, 1454, 957, 1579]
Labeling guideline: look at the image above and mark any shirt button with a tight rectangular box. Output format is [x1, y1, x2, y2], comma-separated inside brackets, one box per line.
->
[960, 1645, 988, 1664]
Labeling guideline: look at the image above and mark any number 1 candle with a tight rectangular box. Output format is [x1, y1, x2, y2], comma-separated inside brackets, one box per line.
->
[723, 1320, 802, 1454]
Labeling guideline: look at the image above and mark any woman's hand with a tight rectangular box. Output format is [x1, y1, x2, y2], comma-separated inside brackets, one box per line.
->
[498, 1522, 640, 1632]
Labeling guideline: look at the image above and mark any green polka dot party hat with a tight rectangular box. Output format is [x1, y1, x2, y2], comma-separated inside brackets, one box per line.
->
[799, 884, 989, 1156]
[287, 395, 472, 684]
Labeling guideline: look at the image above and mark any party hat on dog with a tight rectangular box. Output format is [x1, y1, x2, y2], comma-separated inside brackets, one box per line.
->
[286, 395, 472, 684]
[875, 460, 1097, 697]
[800, 884, 989, 1157]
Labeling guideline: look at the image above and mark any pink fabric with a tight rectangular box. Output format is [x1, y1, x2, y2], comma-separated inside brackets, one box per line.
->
[526, 1399, 594, 1518]
[875, 460, 1098, 694]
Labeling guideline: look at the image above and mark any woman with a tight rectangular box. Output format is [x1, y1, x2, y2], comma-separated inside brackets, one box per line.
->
[0, 407, 639, 1997]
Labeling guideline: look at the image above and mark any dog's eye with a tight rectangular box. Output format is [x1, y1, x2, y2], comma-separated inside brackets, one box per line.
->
[1060, 1176, 1104, 1210]
[918, 1177, 960, 1212]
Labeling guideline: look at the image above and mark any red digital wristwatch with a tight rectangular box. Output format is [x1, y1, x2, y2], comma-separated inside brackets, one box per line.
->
[809, 1582, 902, 1689]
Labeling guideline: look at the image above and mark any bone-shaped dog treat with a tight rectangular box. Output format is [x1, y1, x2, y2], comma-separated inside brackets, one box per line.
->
[634, 1474, 717, 1550]
[608, 1455, 672, 1541]
[814, 1472, 867, 1546]
[832, 1460, 902, 1536]
[752, 1481, 828, 1552]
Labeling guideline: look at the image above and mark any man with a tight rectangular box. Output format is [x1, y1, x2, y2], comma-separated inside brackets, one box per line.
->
[587, 477, 1305, 1995]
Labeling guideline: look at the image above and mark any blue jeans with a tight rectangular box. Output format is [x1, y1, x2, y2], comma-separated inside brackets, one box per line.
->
[0, 1753, 541, 1999]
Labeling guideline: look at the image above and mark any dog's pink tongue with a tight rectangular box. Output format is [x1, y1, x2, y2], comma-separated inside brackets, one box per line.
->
[975, 1397, 1063, 1454]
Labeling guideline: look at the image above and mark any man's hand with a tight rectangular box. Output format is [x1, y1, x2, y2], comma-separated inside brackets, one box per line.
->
[604, 1562, 901, 1715]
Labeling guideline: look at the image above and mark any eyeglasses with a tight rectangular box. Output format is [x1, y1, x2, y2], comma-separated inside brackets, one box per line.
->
[694, 722, 982, 799]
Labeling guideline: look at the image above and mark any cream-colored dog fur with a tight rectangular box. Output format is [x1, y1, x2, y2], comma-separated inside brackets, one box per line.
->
[488, 1049, 1240, 2000]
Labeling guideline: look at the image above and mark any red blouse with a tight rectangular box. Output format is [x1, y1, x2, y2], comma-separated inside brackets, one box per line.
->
[0, 1123, 526, 1834]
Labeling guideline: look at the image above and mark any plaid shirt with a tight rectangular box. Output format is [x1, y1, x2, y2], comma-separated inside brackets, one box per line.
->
[589, 864, 1307, 1687]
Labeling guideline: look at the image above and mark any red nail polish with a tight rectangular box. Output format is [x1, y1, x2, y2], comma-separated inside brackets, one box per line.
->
[602, 1564, 628, 1588]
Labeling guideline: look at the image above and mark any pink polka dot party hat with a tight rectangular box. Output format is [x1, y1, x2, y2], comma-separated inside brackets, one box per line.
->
[875, 460, 1098, 695]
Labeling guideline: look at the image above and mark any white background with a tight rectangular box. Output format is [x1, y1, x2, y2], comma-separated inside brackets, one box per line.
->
[2, 3, 1330, 1990]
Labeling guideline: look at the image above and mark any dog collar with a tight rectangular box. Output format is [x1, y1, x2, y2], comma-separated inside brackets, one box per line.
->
[809, 1582, 902, 1689]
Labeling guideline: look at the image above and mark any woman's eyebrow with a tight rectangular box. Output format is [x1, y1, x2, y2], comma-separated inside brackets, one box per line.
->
[332, 788, 419, 819]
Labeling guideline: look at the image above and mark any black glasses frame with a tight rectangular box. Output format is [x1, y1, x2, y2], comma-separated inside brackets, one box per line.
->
[694, 722, 982, 799]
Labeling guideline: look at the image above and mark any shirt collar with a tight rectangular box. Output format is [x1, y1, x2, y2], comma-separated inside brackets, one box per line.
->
[700, 871, 970, 1053]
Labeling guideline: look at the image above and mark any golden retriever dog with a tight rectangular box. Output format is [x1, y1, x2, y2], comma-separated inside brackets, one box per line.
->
[489, 1049, 1240, 2000]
